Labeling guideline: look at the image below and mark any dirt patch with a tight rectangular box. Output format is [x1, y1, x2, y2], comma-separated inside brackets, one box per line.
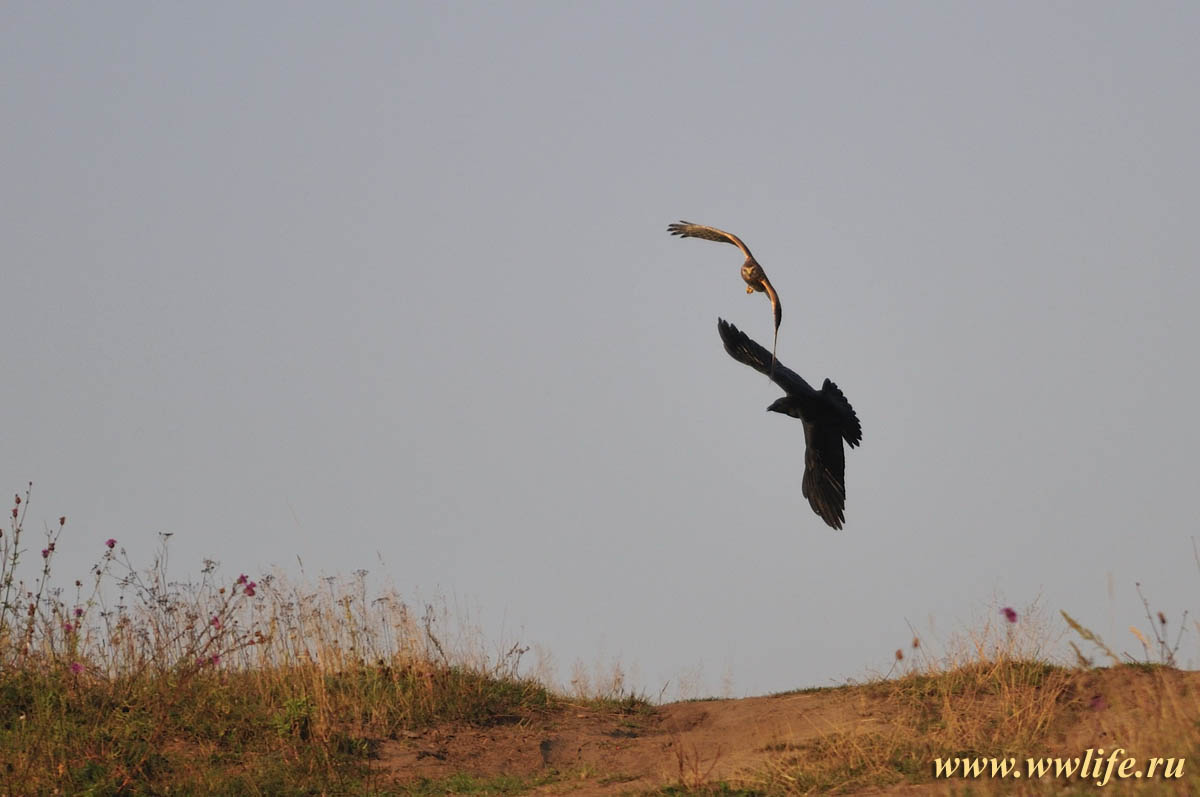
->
[375, 687, 911, 793]
[375, 668, 1200, 795]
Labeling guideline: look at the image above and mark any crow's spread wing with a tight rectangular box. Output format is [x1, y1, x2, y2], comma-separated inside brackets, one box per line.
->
[717, 319, 813, 397]
[821, 378, 862, 448]
[801, 420, 848, 530]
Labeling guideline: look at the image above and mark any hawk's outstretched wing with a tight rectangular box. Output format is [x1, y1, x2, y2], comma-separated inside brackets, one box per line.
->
[667, 221, 755, 261]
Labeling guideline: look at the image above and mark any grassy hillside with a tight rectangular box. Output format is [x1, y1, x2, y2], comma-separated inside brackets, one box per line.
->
[3, 487, 1197, 795]
[0, 487, 567, 793]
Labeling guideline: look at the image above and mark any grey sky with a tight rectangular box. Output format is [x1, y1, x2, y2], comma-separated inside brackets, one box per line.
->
[4, 2, 1199, 695]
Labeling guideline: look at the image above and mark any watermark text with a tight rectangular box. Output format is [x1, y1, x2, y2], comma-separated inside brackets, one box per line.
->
[934, 748, 1184, 786]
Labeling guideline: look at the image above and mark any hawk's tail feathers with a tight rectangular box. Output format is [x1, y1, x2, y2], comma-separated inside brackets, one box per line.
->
[762, 278, 782, 379]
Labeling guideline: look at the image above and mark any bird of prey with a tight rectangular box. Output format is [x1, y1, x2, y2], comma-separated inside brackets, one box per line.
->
[668, 221, 782, 374]
[717, 318, 862, 530]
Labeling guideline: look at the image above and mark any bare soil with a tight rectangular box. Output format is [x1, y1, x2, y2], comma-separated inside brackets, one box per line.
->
[376, 667, 1200, 795]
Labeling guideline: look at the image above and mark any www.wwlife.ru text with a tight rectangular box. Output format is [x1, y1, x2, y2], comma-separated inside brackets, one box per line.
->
[934, 748, 1184, 786]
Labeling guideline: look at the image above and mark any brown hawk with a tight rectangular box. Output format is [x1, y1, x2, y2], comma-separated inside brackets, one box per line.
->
[668, 221, 782, 373]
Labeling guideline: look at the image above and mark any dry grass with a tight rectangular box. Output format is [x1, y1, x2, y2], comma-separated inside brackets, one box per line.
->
[732, 600, 1200, 794]
[751, 656, 1076, 792]
[5, 484, 1200, 795]
[0, 486, 562, 793]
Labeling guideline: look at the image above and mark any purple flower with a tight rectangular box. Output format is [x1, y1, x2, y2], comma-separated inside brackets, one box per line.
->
[105, 538, 117, 549]
[62, 622, 74, 634]
[210, 616, 220, 628]
[74, 607, 83, 618]
[1001, 606, 1018, 624]
[69, 662, 83, 674]
[237, 574, 248, 585]
[244, 581, 257, 597]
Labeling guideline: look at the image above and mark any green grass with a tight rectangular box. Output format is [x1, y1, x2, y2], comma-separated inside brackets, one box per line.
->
[649, 785, 768, 796]
[767, 682, 850, 698]
[398, 771, 565, 795]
